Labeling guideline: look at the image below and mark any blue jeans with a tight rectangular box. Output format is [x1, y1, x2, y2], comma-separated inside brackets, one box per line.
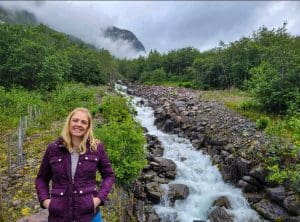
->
[91, 211, 102, 222]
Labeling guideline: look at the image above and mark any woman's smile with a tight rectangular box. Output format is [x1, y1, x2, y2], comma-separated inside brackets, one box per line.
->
[69, 111, 89, 138]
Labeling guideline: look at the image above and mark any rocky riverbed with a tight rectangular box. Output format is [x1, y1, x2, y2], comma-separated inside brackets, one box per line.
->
[126, 83, 299, 222]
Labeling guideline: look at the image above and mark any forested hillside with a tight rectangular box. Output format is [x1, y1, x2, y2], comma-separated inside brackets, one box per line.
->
[119, 23, 300, 114]
[0, 23, 119, 91]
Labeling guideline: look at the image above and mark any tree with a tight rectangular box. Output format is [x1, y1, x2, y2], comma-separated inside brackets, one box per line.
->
[37, 52, 71, 90]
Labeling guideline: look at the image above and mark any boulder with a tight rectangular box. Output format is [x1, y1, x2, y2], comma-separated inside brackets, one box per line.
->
[266, 186, 286, 204]
[236, 157, 252, 178]
[162, 119, 174, 132]
[220, 162, 237, 183]
[244, 193, 264, 205]
[283, 195, 300, 215]
[167, 184, 189, 206]
[249, 165, 268, 184]
[153, 157, 177, 172]
[147, 212, 161, 222]
[237, 180, 258, 193]
[253, 199, 288, 220]
[145, 182, 164, 204]
[242, 175, 262, 188]
[208, 207, 233, 222]
[212, 196, 232, 209]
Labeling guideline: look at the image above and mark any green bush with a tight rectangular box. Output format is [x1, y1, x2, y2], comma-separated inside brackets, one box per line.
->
[265, 122, 300, 188]
[256, 116, 270, 129]
[248, 61, 300, 113]
[99, 95, 134, 122]
[95, 119, 146, 185]
[95, 95, 146, 185]
[238, 99, 260, 111]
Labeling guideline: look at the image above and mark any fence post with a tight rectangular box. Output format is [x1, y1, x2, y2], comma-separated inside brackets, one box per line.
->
[18, 117, 24, 166]
[24, 116, 28, 129]
[7, 135, 11, 177]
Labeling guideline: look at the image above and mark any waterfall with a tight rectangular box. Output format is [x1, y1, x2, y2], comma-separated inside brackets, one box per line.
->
[116, 84, 261, 222]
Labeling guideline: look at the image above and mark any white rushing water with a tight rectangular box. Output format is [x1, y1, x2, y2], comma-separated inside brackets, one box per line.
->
[116, 84, 260, 222]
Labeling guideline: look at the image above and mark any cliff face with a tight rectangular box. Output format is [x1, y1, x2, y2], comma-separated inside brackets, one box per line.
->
[104, 26, 146, 53]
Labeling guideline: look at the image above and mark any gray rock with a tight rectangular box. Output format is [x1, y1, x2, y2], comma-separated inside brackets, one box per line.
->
[147, 212, 161, 222]
[237, 180, 258, 193]
[243, 175, 262, 188]
[162, 119, 174, 132]
[236, 157, 252, 178]
[220, 163, 237, 183]
[168, 184, 189, 206]
[283, 195, 300, 215]
[266, 186, 286, 204]
[145, 182, 164, 204]
[249, 165, 268, 184]
[153, 157, 177, 172]
[208, 206, 233, 222]
[244, 193, 264, 205]
[253, 199, 288, 220]
[210, 138, 228, 146]
[212, 196, 232, 209]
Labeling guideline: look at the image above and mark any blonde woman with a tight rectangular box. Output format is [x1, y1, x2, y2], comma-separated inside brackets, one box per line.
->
[36, 107, 115, 222]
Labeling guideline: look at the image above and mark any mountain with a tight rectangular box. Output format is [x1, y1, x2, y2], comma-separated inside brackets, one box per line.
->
[0, 6, 38, 25]
[104, 26, 146, 53]
[0, 6, 146, 55]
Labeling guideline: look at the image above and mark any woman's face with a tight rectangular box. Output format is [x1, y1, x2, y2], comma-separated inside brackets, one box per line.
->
[69, 111, 89, 138]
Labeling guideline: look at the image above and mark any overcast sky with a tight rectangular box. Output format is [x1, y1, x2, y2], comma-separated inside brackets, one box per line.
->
[1, 1, 299, 58]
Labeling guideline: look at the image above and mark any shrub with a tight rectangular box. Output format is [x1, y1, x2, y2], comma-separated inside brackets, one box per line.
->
[95, 95, 146, 185]
[256, 116, 270, 129]
[95, 119, 146, 185]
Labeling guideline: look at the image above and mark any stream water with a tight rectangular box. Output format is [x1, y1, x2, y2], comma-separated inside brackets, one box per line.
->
[116, 84, 260, 222]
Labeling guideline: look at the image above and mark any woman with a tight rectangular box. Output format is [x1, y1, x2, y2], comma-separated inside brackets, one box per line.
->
[36, 107, 115, 222]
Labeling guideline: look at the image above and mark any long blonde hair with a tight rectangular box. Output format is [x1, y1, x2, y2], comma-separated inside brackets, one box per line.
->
[61, 107, 98, 153]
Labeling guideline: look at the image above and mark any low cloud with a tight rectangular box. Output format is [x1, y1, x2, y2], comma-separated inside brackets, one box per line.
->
[0, 1, 143, 58]
[0, 1, 299, 56]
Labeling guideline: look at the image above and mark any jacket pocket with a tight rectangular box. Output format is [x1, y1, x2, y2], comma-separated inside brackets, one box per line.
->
[49, 187, 68, 218]
[50, 155, 65, 176]
[80, 154, 99, 177]
[77, 185, 97, 215]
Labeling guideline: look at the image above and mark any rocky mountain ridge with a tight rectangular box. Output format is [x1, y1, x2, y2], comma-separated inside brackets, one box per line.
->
[0, 6, 146, 54]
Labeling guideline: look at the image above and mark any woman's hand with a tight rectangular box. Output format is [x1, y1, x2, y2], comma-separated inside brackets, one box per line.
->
[93, 197, 101, 208]
[43, 199, 51, 209]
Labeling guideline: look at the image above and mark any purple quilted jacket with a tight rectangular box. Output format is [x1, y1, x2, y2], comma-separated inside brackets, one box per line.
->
[35, 137, 115, 222]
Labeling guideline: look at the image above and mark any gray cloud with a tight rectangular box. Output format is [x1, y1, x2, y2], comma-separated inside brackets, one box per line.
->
[0, 1, 299, 57]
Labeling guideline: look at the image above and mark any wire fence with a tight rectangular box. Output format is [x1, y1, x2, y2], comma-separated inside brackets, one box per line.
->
[0, 105, 40, 221]
[6, 105, 41, 176]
